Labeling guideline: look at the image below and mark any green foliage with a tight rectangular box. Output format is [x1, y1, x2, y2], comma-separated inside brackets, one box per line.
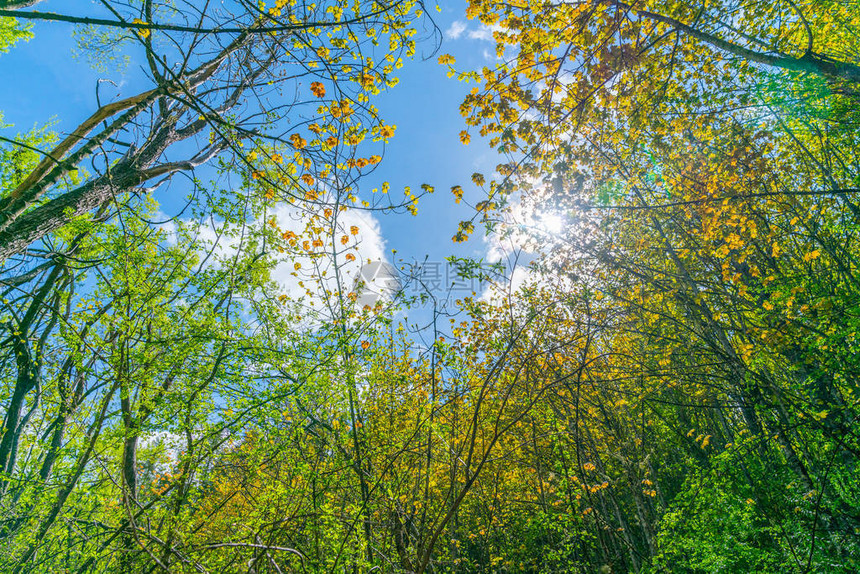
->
[0, 121, 58, 195]
[0, 17, 31, 54]
[652, 444, 787, 573]
[2, 0, 860, 572]
[72, 25, 132, 72]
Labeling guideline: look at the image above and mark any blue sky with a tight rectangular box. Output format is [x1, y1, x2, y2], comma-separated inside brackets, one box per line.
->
[0, 1, 519, 308]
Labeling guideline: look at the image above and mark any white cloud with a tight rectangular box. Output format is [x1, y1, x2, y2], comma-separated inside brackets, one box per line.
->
[479, 263, 534, 304]
[477, 187, 572, 303]
[444, 22, 502, 44]
[482, 189, 567, 263]
[267, 204, 388, 307]
[446, 20, 467, 40]
[468, 24, 502, 42]
[468, 29, 492, 42]
[163, 203, 391, 319]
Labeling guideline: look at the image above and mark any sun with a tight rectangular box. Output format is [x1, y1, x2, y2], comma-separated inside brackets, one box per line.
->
[536, 212, 564, 236]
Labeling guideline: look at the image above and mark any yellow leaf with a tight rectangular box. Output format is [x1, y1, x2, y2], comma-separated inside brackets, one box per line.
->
[132, 19, 150, 39]
[290, 134, 307, 149]
[310, 81, 326, 98]
[803, 250, 821, 262]
[450, 187, 464, 207]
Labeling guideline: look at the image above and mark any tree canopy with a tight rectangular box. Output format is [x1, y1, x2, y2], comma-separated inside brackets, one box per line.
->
[1, 0, 860, 572]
